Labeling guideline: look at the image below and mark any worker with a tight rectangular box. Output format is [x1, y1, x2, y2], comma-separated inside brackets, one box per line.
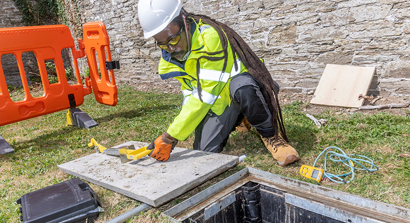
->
[137, 0, 300, 166]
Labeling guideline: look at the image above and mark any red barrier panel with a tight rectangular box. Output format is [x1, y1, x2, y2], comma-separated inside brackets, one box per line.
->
[0, 22, 117, 126]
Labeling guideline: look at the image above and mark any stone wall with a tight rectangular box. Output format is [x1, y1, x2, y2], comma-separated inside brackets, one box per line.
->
[3, 0, 410, 96]
[0, 0, 23, 28]
[1, 0, 75, 87]
[0, 0, 30, 86]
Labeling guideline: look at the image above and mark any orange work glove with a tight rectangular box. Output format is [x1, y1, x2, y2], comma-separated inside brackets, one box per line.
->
[149, 132, 177, 162]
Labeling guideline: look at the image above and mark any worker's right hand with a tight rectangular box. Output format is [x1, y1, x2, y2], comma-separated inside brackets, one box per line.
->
[149, 132, 177, 162]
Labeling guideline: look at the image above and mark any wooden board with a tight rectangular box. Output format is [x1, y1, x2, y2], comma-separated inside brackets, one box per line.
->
[310, 64, 375, 108]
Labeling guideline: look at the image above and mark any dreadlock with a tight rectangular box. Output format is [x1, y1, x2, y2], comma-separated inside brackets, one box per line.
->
[180, 9, 288, 142]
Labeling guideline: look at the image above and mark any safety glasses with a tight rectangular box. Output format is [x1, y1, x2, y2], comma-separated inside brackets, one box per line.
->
[156, 26, 183, 50]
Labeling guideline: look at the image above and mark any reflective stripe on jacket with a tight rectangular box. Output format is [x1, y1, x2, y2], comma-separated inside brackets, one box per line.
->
[158, 19, 247, 141]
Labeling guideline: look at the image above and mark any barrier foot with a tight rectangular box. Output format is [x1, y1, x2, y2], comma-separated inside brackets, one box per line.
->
[67, 108, 98, 129]
[0, 135, 14, 154]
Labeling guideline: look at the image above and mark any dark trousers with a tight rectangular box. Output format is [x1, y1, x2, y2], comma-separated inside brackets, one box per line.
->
[193, 73, 277, 153]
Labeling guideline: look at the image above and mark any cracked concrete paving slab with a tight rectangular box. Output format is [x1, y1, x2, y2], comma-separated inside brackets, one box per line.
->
[58, 141, 239, 207]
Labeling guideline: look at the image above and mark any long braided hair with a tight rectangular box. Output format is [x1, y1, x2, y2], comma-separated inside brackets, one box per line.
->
[181, 10, 288, 141]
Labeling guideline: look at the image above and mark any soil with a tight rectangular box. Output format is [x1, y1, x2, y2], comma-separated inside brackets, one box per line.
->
[127, 81, 410, 117]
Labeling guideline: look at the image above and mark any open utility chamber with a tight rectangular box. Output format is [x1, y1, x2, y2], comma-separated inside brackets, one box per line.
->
[164, 168, 410, 223]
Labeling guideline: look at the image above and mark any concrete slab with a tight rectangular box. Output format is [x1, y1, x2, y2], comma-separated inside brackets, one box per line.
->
[58, 141, 238, 207]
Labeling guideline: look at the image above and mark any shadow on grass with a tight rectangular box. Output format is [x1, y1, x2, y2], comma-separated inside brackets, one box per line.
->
[93, 104, 179, 123]
[1, 126, 84, 160]
[285, 124, 317, 156]
[2, 104, 179, 159]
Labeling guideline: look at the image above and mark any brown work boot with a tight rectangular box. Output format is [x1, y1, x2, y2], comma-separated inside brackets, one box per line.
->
[236, 118, 251, 133]
[261, 135, 300, 166]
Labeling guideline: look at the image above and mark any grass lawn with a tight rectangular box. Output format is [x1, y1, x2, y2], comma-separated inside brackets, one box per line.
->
[0, 85, 409, 222]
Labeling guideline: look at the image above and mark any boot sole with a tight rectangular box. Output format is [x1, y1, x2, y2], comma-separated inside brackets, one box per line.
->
[278, 155, 300, 167]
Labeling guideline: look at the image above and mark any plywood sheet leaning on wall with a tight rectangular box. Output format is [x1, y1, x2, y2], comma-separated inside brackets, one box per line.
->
[310, 64, 375, 108]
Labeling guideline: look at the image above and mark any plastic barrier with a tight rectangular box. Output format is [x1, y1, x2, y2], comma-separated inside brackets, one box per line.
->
[83, 22, 118, 106]
[0, 22, 118, 126]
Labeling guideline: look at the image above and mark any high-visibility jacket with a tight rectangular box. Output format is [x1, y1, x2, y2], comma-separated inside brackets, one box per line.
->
[158, 19, 247, 141]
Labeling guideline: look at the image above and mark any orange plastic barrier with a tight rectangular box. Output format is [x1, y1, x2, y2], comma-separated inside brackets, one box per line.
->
[83, 22, 118, 106]
[0, 22, 118, 126]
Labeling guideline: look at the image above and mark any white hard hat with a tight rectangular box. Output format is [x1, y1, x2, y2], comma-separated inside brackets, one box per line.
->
[138, 0, 183, 39]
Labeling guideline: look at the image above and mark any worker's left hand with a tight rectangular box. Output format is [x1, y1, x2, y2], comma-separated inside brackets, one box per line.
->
[149, 132, 177, 162]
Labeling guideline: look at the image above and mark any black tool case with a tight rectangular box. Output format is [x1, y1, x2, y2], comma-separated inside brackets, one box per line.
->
[16, 178, 103, 223]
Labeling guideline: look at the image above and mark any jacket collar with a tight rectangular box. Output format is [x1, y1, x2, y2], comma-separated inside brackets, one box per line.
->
[161, 20, 201, 69]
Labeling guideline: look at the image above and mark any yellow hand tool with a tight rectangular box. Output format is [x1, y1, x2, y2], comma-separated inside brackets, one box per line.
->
[88, 138, 154, 163]
[88, 138, 108, 153]
[118, 145, 153, 163]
